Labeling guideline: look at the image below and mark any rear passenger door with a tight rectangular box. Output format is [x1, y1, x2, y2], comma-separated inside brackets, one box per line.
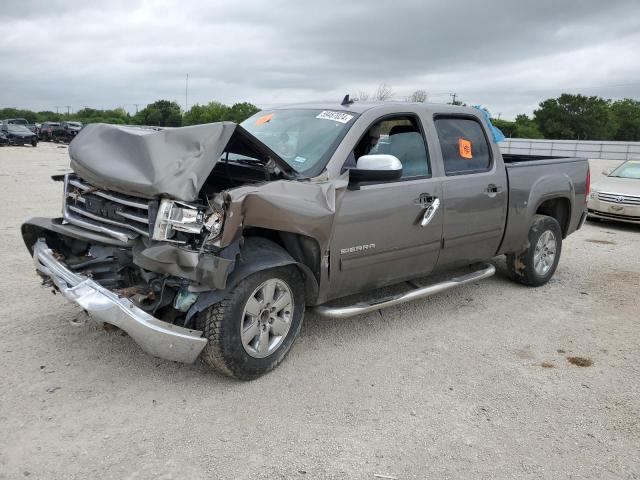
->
[434, 116, 507, 266]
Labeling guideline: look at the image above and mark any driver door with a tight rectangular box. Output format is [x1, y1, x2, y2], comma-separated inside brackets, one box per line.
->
[327, 115, 443, 300]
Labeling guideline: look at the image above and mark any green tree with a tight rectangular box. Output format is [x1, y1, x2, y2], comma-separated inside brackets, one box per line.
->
[133, 100, 182, 127]
[533, 94, 617, 140]
[228, 102, 260, 123]
[513, 114, 543, 139]
[73, 107, 131, 125]
[491, 118, 517, 137]
[36, 111, 62, 122]
[611, 98, 640, 141]
[183, 101, 229, 126]
[491, 115, 543, 139]
[0, 108, 38, 124]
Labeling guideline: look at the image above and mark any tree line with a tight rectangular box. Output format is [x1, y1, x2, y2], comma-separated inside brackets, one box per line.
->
[2, 93, 639, 141]
[492, 94, 640, 141]
[0, 100, 261, 129]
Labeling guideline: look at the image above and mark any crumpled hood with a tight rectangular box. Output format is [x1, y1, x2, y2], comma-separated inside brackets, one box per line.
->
[68, 122, 237, 202]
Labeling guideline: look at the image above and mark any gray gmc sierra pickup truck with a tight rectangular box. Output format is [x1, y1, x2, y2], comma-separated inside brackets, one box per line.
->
[22, 100, 590, 379]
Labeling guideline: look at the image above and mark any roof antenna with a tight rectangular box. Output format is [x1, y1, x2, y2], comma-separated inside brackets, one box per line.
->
[341, 94, 354, 106]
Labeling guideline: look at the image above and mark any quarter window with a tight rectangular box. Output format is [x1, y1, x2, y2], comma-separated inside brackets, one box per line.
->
[435, 118, 492, 175]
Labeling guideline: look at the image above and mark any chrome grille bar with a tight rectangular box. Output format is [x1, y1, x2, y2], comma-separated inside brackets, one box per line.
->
[116, 211, 149, 224]
[63, 174, 152, 242]
[67, 205, 149, 237]
[68, 178, 149, 210]
[598, 192, 640, 206]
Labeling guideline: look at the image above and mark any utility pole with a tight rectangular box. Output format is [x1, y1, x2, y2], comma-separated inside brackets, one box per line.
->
[66, 105, 71, 116]
[449, 93, 458, 105]
[134, 103, 140, 114]
[185, 73, 189, 112]
[54, 106, 60, 114]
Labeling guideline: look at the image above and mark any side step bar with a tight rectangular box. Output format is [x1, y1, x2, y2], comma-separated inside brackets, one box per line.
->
[314, 263, 496, 319]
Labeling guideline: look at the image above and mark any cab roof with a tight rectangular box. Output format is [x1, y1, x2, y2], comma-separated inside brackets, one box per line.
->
[267, 101, 480, 116]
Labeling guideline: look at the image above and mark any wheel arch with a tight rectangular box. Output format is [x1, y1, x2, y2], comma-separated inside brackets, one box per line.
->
[185, 233, 320, 326]
[535, 196, 572, 238]
[232, 233, 319, 302]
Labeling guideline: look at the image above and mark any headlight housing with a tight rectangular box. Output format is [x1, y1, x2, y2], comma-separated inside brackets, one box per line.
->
[152, 199, 224, 243]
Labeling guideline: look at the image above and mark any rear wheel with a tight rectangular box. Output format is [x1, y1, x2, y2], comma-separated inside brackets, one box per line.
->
[196, 266, 305, 380]
[507, 214, 562, 286]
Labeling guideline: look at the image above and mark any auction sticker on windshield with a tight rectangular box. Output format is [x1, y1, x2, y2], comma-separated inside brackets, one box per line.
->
[316, 111, 354, 124]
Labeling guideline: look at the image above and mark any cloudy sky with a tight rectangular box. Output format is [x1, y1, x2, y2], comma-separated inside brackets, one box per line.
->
[2, 0, 640, 119]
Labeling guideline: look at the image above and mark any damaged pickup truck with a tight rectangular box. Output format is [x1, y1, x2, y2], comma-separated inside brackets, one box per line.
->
[22, 101, 590, 379]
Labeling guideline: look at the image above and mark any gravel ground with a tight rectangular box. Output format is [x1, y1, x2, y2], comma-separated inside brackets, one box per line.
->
[1, 143, 639, 480]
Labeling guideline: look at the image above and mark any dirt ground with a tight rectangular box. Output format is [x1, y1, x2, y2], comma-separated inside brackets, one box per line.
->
[1, 143, 639, 480]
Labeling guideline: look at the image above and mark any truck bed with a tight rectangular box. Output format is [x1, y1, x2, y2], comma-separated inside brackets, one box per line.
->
[503, 153, 585, 165]
[498, 154, 589, 255]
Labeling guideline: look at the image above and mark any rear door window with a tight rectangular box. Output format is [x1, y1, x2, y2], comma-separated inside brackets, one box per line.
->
[435, 117, 492, 175]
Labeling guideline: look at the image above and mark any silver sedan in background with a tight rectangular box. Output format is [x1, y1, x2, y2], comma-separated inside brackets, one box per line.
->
[588, 160, 640, 224]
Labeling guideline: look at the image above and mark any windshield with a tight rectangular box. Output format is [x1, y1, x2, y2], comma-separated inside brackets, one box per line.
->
[7, 125, 32, 133]
[240, 109, 356, 173]
[8, 119, 28, 125]
[67, 122, 82, 127]
[610, 160, 640, 179]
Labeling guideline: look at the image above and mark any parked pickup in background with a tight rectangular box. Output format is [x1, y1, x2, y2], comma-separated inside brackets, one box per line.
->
[22, 101, 589, 379]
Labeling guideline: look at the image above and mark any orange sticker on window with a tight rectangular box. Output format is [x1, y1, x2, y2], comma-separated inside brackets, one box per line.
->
[255, 113, 273, 126]
[459, 138, 472, 159]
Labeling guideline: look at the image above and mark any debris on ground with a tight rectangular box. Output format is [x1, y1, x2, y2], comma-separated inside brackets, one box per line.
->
[567, 356, 593, 367]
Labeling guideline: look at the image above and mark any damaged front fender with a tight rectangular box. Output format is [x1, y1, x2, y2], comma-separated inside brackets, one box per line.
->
[133, 240, 240, 290]
[183, 236, 319, 325]
[217, 176, 349, 253]
[136, 174, 347, 297]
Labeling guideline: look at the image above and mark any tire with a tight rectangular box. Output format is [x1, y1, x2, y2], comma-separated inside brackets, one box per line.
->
[31, 139, 37, 147]
[196, 266, 305, 380]
[506, 214, 562, 287]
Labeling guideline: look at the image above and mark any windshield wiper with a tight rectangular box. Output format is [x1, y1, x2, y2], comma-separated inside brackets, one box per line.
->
[231, 157, 266, 166]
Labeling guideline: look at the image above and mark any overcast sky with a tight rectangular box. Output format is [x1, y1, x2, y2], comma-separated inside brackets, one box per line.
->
[2, 0, 640, 119]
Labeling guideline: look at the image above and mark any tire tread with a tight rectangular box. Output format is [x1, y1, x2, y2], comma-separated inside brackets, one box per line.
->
[506, 214, 562, 287]
[197, 266, 304, 380]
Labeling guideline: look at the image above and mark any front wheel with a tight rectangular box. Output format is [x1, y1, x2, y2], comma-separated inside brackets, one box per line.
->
[196, 266, 305, 380]
[506, 214, 562, 287]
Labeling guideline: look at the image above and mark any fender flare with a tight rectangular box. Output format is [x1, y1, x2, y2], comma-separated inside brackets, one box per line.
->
[185, 236, 319, 326]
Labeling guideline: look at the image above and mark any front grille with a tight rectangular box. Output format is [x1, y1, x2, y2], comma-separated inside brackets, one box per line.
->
[597, 192, 640, 206]
[589, 209, 640, 222]
[63, 174, 152, 242]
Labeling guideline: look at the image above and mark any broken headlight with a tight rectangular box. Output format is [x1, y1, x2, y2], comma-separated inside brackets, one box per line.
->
[152, 199, 224, 243]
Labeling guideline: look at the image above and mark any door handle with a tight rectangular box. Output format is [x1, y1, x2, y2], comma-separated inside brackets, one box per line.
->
[420, 197, 440, 227]
[485, 184, 502, 197]
[414, 193, 435, 207]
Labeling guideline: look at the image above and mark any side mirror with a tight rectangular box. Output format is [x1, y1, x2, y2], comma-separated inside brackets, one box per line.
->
[349, 154, 403, 182]
[602, 168, 612, 176]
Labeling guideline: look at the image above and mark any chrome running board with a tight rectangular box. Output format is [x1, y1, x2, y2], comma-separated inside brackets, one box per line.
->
[314, 263, 496, 319]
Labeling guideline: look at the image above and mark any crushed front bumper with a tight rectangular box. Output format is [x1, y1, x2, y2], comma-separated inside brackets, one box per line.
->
[32, 238, 207, 363]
